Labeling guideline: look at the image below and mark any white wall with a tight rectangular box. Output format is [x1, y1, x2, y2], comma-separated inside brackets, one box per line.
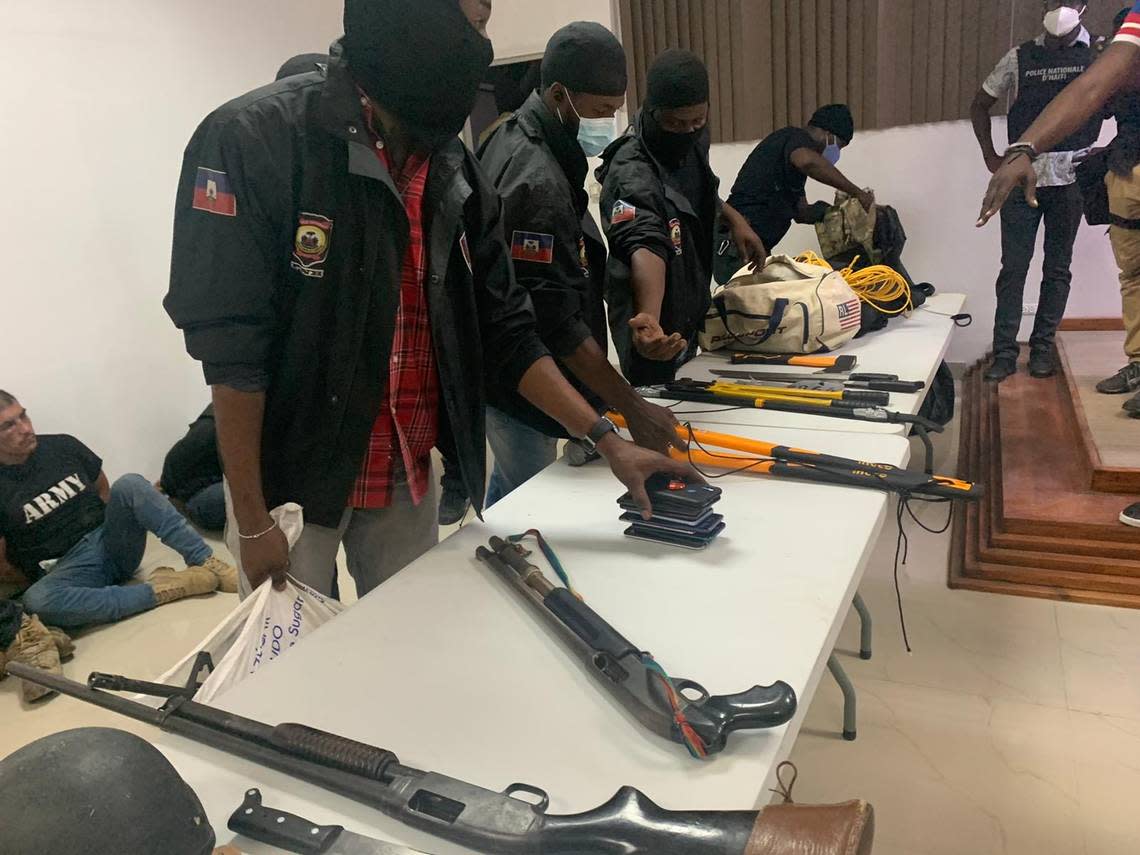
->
[709, 118, 1124, 364]
[2, 2, 344, 480]
[487, 0, 615, 59]
[1, 1, 620, 481]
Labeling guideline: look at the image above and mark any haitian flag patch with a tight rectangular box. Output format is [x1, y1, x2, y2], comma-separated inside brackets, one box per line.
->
[611, 200, 636, 224]
[511, 231, 555, 264]
[192, 167, 237, 217]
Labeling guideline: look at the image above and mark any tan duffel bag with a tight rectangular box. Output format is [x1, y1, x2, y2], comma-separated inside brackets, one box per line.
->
[699, 254, 863, 354]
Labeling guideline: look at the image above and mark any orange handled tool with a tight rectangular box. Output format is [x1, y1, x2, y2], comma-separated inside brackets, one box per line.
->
[608, 414, 982, 500]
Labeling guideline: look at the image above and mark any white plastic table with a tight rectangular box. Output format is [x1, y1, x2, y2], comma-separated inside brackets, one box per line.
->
[154, 422, 912, 854]
[658, 293, 968, 436]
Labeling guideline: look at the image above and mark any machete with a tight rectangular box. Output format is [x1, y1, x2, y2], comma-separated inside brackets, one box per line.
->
[229, 788, 431, 854]
[476, 536, 797, 758]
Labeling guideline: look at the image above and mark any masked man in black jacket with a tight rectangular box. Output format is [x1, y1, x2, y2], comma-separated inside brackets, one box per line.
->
[598, 50, 766, 387]
[165, 0, 694, 598]
[477, 22, 684, 505]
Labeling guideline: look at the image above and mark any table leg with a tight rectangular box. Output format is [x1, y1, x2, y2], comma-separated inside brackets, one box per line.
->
[827, 654, 857, 741]
[852, 593, 872, 660]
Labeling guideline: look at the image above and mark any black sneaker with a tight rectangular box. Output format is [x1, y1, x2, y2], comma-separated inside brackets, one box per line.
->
[1122, 503, 1140, 528]
[984, 357, 1017, 383]
[1028, 349, 1057, 379]
[1124, 391, 1140, 419]
[1096, 362, 1140, 394]
[437, 478, 470, 526]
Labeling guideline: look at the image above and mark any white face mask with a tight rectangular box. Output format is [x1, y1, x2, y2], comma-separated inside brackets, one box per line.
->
[1043, 6, 1083, 38]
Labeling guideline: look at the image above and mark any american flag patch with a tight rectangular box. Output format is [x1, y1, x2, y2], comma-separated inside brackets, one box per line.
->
[1116, 3, 1140, 46]
[511, 231, 555, 264]
[837, 299, 862, 331]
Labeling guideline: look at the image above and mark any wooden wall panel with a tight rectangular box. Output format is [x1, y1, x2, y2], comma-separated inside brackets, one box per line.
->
[617, 0, 1095, 142]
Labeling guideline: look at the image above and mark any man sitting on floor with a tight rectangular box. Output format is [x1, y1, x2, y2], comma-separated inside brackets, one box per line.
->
[0, 390, 236, 630]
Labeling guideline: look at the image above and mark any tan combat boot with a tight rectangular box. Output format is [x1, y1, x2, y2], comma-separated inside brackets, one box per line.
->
[189, 554, 239, 594]
[45, 625, 75, 661]
[3, 615, 63, 703]
[148, 566, 219, 605]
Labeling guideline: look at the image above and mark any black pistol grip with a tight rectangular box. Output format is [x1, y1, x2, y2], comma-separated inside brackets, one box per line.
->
[679, 681, 798, 750]
[544, 588, 639, 660]
[711, 681, 798, 732]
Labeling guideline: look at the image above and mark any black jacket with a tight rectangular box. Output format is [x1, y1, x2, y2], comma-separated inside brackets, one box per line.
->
[160, 405, 222, 503]
[597, 117, 720, 386]
[478, 92, 608, 436]
[165, 59, 548, 525]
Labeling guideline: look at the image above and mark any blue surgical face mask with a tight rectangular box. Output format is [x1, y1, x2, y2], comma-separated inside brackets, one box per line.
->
[562, 89, 618, 157]
[823, 134, 842, 166]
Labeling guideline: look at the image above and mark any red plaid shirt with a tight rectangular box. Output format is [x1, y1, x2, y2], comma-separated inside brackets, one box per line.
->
[350, 103, 440, 509]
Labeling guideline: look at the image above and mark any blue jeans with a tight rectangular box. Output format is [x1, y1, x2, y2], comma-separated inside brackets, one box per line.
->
[185, 482, 226, 531]
[20, 474, 213, 629]
[485, 407, 559, 507]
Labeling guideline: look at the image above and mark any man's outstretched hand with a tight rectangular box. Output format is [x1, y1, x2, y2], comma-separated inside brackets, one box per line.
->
[977, 154, 1037, 226]
[596, 432, 703, 519]
[629, 313, 687, 362]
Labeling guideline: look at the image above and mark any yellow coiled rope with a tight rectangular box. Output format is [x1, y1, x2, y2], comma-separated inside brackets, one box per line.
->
[795, 251, 913, 316]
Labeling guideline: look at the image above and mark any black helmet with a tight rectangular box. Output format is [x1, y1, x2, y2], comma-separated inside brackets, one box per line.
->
[0, 727, 216, 855]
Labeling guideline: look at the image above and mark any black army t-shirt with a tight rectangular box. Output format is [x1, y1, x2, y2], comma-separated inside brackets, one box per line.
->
[726, 126, 817, 249]
[0, 435, 105, 575]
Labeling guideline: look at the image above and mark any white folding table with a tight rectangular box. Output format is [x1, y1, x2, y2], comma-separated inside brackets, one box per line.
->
[151, 422, 911, 853]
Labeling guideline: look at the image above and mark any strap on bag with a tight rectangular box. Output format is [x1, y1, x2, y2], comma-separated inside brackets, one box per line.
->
[713, 292, 790, 346]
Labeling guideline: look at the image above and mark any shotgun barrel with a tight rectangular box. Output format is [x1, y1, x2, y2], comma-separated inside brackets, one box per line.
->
[6, 663, 768, 854]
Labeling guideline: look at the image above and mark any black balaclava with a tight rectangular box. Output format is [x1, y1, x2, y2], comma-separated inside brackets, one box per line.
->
[0, 728, 216, 855]
[343, 0, 495, 150]
[641, 48, 710, 166]
[541, 21, 628, 96]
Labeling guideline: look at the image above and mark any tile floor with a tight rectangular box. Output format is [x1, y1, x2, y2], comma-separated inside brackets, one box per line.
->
[2, 424, 1139, 854]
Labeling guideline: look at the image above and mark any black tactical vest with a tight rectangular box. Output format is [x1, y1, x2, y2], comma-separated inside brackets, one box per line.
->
[1008, 39, 1102, 152]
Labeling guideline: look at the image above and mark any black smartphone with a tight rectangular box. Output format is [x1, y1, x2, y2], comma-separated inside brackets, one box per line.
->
[623, 521, 726, 550]
[617, 474, 722, 520]
[620, 511, 725, 538]
[617, 506, 719, 528]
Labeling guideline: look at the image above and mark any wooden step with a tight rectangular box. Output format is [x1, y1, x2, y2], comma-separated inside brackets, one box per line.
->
[994, 359, 1140, 542]
[950, 357, 1140, 609]
[980, 370, 1140, 570]
[1057, 334, 1140, 495]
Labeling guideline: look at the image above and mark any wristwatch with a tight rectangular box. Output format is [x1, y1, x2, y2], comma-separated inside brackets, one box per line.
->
[580, 415, 619, 453]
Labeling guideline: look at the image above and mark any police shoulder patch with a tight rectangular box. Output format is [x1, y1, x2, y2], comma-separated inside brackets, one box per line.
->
[290, 213, 334, 279]
[611, 200, 637, 224]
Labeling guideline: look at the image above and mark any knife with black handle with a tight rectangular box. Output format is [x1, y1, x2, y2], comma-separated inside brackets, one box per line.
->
[229, 788, 432, 854]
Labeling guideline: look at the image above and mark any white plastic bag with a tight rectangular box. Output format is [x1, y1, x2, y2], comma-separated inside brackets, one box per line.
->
[156, 575, 344, 704]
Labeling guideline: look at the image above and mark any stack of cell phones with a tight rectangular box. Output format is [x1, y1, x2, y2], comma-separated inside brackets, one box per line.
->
[617, 473, 725, 550]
